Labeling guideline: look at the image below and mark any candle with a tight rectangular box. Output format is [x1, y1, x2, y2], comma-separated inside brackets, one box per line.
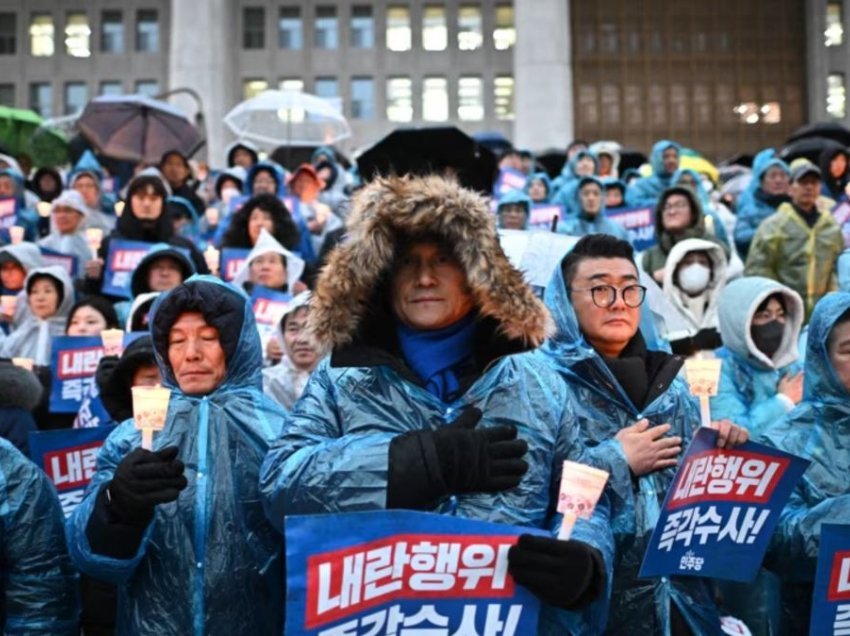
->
[101, 328, 125, 357]
[132, 385, 172, 450]
[9, 226, 24, 244]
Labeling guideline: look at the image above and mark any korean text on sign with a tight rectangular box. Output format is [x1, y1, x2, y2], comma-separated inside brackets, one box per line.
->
[811, 524, 850, 636]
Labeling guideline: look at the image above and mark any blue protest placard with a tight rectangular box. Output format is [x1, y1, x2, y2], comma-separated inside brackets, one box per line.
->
[102, 238, 154, 297]
[493, 169, 527, 197]
[639, 428, 809, 582]
[221, 247, 251, 282]
[40, 246, 80, 278]
[249, 285, 292, 346]
[811, 524, 850, 635]
[528, 204, 564, 231]
[28, 425, 116, 517]
[49, 335, 104, 413]
[606, 206, 656, 251]
[285, 510, 543, 636]
[0, 196, 16, 230]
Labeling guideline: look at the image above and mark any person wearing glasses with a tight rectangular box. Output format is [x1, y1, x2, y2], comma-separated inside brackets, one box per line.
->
[540, 233, 749, 635]
[642, 186, 730, 285]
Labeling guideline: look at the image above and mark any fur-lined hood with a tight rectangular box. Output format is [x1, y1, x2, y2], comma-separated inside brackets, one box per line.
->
[310, 175, 553, 349]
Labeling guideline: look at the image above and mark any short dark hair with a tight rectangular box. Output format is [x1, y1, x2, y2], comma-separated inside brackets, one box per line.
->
[756, 293, 787, 314]
[561, 234, 636, 286]
[220, 193, 300, 250]
[828, 306, 850, 350]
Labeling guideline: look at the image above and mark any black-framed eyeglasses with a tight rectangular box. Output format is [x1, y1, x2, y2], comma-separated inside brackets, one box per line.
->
[568, 284, 647, 308]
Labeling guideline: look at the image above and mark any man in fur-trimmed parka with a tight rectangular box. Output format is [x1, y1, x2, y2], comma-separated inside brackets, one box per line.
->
[260, 175, 615, 634]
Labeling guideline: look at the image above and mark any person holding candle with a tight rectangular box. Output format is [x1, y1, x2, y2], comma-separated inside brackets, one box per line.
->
[260, 175, 613, 635]
[540, 233, 749, 635]
[68, 150, 118, 232]
[67, 275, 287, 634]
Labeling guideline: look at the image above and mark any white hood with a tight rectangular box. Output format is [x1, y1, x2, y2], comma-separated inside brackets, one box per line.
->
[233, 228, 305, 292]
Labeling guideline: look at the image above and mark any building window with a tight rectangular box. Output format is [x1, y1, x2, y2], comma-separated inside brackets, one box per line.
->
[458, 76, 483, 121]
[826, 3, 844, 47]
[458, 5, 482, 51]
[135, 10, 158, 53]
[387, 77, 413, 122]
[423, 6, 447, 51]
[135, 80, 159, 97]
[602, 83, 621, 126]
[100, 11, 123, 54]
[29, 83, 52, 117]
[314, 6, 338, 50]
[243, 79, 268, 99]
[350, 6, 374, 48]
[243, 8, 265, 49]
[64, 82, 87, 115]
[386, 7, 411, 51]
[278, 7, 302, 49]
[100, 81, 122, 96]
[65, 13, 91, 58]
[0, 14, 16, 55]
[0, 84, 14, 106]
[314, 77, 339, 100]
[494, 75, 514, 120]
[350, 76, 374, 120]
[422, 77, 448, 121]
[828, 73, 846, 118]
[493, 5, 515, 50]
[30, 14, 55, 57]
[279, 78, 304, 92]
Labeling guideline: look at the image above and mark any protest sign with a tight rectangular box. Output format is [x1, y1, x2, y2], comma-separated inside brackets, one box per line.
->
[221, 247, 251, 282]
[607, 206, 656, 251]
[39, 247, 80, 278]
[811, 524, 850, 635]
[640, 428, 809, 582]
[528, 204, 564, 231]
[0, 196, 16, 230]
[49, 335, 104, 413]
[29, 425, 116, 517]
[834, 201, 850, 248]
[493, 169, 527, 197]
[250, 285, 292, 348]
[102, 239, 152, 297]
[285, 510, 543, 636]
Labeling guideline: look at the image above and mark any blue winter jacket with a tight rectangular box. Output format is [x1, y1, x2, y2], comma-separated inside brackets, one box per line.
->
[711, 277, 804, 436]
[1, 437, 78, 634]
[540, 262, 725, 636]
[66, 276, 287, 635]
[760, 292, 850, 635]
[626, 140, 681, 209]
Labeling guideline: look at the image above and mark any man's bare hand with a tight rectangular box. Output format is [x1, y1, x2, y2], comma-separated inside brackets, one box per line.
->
[615, 419, 682, 476]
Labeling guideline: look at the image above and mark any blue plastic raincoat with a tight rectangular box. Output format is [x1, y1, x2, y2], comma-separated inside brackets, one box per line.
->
[733, 155, 790, 259]
[626, 140, 681, 209]
[524, 171, 554, 204]
[711, 277, 804, 436]
[540, 263, 724, 635]
[66, 276, 287, 635]
[558, 176, 629, 241]
[0, 436, 78, 634]
[552, 151, 599, 215]
[496, 188, 532, 229]
[760, 292, 850, 635]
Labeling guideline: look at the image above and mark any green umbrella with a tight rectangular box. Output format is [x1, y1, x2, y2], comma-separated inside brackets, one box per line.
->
[27, 125, 69, 167]
[0, 106, 70, 167]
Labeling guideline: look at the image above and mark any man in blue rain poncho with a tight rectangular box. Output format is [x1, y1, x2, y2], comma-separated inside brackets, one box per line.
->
[626, 140, 681, 209]
[260, 175, 614, 635]
[540, 233, 749, 635]
[0, 436, 78, 634]
[760, 292, 850, 636]
[558, 176, 629, 240]
[66, 276, 287, 635]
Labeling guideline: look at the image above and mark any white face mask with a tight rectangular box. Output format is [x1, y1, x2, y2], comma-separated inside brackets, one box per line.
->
[677, 263, 711, 294]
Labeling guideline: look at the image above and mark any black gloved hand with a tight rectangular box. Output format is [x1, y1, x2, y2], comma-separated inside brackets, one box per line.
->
[387, 407, 528, 510]
[431, 408, 529, 494]
[507, 534, 606, 610]
[106, 446, 187, 526]
[94, 355, 120, 392]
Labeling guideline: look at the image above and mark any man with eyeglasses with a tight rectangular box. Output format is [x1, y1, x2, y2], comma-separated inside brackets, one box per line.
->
[540, 233, 749, 635]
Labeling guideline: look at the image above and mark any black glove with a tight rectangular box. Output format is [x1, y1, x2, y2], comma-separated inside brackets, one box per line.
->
[94, 355, 120, 392]
[387, 407, 528, 510]
[106, 446, 187, 526]
[507, 534, 606, 610]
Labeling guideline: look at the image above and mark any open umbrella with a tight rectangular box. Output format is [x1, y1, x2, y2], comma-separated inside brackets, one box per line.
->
[679, 148, 719, 184]
[224, 90, 351, 150]
[788, 121, 850, 147]
[472, 131, 513, 156]
[536, 149, 566, 179]
[780, 137, 846, 165]
[357, 126, 497, 194]
[77, 94, 205, 164]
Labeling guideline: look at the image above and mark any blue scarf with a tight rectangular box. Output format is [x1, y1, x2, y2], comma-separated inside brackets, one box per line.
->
[396, 313, 477, 401]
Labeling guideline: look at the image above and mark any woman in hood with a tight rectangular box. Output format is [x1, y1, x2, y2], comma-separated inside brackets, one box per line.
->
[552, 150, 598, 215]
[524, 171, 553, 204]
[225, 140, 259, 169]
[734, 154, 791, 259]
[29, 166, 63, 202]
[38, 189, 92, 275]
[661, 237, 728, 356]
[558, 176, 629, 240]
[819, 146, 850, 203]
[711, 277, 804, 436]
[760, 292, 850, 635]
[69, 150, 118, 232]
[0, 168, 39, 241]
[0, 241, 42, 296]
[231, 228, 305, 296]
[159, 150, 205, 217]
[642, 185, 730, 284]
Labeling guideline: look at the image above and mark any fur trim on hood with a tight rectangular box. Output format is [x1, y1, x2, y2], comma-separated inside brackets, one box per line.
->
[310, 175, 554, 348]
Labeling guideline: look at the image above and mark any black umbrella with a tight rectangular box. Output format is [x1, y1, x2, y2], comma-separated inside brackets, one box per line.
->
[270, 145, 351, 171]
[788, 121, 850, 147]
[472, 131, 513, 156]
[357, 126, 497, 194]
[618, 148, 648, 173]
[780, 137, 847, 165]
[536, 149, 566, 179]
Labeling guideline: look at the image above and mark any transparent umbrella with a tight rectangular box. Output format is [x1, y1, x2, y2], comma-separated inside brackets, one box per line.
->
[223, 90, 351, 150]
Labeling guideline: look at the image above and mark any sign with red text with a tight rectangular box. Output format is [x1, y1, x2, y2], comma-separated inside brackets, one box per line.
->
[811, 524, 850, 635]
[221, 247, 250, 282]
[285, 511, 543, 636]
[639, 428, 809, 582]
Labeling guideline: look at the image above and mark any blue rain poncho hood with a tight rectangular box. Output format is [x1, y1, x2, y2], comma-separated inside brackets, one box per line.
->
[540, 259, 724, 635]
[129, 242, 196, 298]
[650, 139, 681, 178]
[66, 275, 287, 635]
[166, 195, 201, 241]
[625, 140, 682, 209]
[524, 171, 553, 202]
[496, 189, 532, 229]
[559, 150, 598, 181]
[0, 437, 78, 633]
[69, 150, 104, 185]
[245, 161, 286, 197]
[557, 176, 629, 240]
